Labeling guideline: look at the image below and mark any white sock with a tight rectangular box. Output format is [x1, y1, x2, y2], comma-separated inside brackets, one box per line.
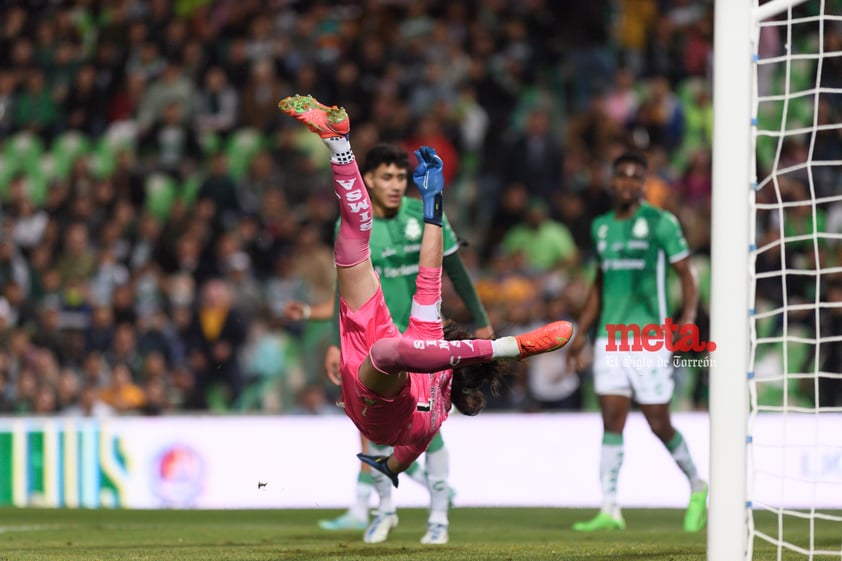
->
[600, 433, 624, 517]
[371, 471, 394, 514]
[323, 135, 354, 164]
[425, 447, 450, 526]
[602, 503, 623, 520]
[368, 442, 395, 514]
[349, 475, 373, 520]
[491, 336, 519, 359]
[666, 431, 705, 492]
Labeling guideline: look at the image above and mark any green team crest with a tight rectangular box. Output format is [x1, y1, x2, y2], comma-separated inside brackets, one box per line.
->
[597, 224, 608, 253]
[633, 217, 649, 237]
[404, 217, 422, 241]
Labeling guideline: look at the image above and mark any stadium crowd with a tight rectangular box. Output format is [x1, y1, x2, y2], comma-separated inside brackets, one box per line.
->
[0, 0, 833, 416]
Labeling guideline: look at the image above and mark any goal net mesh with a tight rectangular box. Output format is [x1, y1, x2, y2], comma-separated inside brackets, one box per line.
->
[749, 0, 842, 558]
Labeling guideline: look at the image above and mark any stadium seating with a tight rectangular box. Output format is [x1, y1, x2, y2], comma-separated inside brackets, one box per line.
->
[51, 131, 92, 180]
[224, 128, 266, 179]
[144, 173, 178, 221]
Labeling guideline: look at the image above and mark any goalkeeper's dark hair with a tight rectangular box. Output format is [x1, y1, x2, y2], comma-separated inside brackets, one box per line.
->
[613, 150, 648, 172]
[361, 142, 410, 175]
[445, 321, 509, 417]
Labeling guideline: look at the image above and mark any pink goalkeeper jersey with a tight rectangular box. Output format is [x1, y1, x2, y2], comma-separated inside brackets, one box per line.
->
[339, 285, 452, 466]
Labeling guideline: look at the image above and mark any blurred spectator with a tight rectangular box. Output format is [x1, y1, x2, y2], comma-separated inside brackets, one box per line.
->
[500, 107, 563, 202]
[85, 304, 115, 353]
[80, 351, 108, 388]
[111, 282, 138, 325]
[561, 0, 614, 112]
[239, 58, 288, 133]
[568, 92, 624, 162]
[64, 382, 114, 417]
[137, 60, 195, 132]
[0, 237, 30, 294]
[223, 251, 263, 320]
[0, 71, 17, 136]
[2, 280, 34, 328]
[404, 113, 459, 185]
[195, 66, 239, 139]
[13, 68, 58, 139]
[644, 16, 685, 84]
[89, 248, 130, 307]
[137, 312, 178, 368]
[500, 198, 579, 274]
[196, 152, 241, 230]
[13, 368, 38, 413]
[30, 298, 65, 363]
[524, 292, 581, 411]
[0, 369, 13, 413]
[290, 383, 339, 416]
[482, 181, 529, 262]
[603, 67, 640, 129]
[237, 150, 285, 214]
[13, 196, 49, 252]
[615, 0, 658, 76]
[64, 64, 105, 136]
[55, 367, 80, 411]
[32, 383, 57, 415]
[630, 76, 685, 152]
[99, 362, 145, 413]
[675, 149, 712, 207]
[138, 100, 202, 179]
[107, 71, 147, 124]
[184, 279, 247, 410]
[55, 222, 97, 284]
[819, 282, 842, 407]
[141, 375, 170, 415]
[105, 322, 144, 377]
[0, 297, 11, 341]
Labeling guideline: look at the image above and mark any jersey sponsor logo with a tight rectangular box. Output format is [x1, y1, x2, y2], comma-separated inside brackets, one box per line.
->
[604, 319, 717, 352]
[382, 263, 419, 278]
[601, 258, 646, 270]
[626, 240, 649, 250]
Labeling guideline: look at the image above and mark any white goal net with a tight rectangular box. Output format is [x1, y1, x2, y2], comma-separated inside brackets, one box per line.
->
[711, 0, 842, 559]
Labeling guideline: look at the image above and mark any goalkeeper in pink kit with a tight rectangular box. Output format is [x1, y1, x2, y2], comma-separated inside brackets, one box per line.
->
[278, 94, 574, 487]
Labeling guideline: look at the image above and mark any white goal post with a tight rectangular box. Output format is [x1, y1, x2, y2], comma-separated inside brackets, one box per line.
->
[710, 0, 752, 559]
[711, 1, 842, 559]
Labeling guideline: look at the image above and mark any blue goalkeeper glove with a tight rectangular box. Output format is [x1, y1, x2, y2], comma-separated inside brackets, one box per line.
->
[412, 146, 444, 226]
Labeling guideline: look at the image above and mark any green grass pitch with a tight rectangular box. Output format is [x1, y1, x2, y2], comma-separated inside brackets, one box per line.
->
[0, 507, 836, 560]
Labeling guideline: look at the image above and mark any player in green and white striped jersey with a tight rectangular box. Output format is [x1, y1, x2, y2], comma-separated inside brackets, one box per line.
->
[566, 151, 708, 533]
